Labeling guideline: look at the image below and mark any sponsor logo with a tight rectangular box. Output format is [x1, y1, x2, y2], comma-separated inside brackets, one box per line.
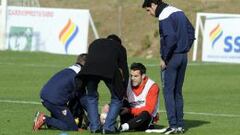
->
[59, 19, 79, 54]
[224, 35, 240, 53]
[209, 24, 240, 53]
[8, 27, 33, 51]
[209, 24, 223, 49]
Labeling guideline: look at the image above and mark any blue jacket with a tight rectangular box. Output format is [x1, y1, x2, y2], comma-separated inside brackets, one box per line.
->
[158, 6, 195, 63]
[40, 64, 81, 105]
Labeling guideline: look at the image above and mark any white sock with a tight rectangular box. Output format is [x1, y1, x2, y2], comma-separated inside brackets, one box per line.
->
[121, 123, 129, 131]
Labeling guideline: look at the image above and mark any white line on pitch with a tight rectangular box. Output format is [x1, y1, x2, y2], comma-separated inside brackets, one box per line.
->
[158, 110, 240, 118]
[145, 63, 239, 67]
[1, 99, 240, 118]
[0, 99, 41, 105]
[0, 62, 60, 68]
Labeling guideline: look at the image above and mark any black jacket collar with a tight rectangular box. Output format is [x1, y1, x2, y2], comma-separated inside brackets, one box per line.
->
[155, 2, 168, 18]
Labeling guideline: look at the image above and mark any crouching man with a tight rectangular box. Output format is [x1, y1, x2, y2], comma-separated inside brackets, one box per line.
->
[119, 62, 160, 132]
[33, 53, 87, 131]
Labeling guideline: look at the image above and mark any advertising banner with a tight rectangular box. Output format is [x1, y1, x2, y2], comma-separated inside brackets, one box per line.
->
[6, 6, 90, 55]
[202, 14, 240, 63]
[0, 6, 3, 50]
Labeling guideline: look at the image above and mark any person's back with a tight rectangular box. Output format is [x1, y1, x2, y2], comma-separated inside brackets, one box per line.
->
[172, 11, 195, 53]
[40, 64, 81, 105]
[80, 38, 122, 79]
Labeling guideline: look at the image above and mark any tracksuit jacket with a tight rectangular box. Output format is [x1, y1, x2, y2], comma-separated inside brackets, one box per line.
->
[157, 3, 195, 63]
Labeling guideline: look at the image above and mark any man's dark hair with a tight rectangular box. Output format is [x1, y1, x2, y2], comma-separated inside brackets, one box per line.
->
[107, 34, 122, 44]
[76, 53, 87, 66]
[142, 0, 162, 8]
[130, 62, 146, 75]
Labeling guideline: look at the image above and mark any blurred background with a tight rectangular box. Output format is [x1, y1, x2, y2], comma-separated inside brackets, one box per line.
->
[2, 0, 240, 59]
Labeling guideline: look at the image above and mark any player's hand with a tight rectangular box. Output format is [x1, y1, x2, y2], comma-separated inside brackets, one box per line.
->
[160, 60, 166, 70]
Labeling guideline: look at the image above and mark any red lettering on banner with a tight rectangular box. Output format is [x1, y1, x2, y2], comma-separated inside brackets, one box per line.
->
[8, 9, 54, 18]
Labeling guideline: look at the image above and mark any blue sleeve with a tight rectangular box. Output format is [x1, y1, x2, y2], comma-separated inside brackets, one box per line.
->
[187, 18, 195, 50]
[160, 19, 177, 63]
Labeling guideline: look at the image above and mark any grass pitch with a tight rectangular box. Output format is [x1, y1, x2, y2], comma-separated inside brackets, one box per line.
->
[0, 51, 240, 135]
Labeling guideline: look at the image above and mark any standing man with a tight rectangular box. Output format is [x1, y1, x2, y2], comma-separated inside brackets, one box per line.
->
[119, 62, 160, 132]
[142, 0, 195, 134]
[76, 34, 129, 134]
[33, 53, 87, 131]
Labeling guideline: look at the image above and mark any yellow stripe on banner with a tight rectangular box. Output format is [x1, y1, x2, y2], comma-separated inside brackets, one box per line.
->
[60, 23, 75, 44]
[59, 19, 72, 40]
[210, 28, 222, 41]
[62, 24, 76, 44]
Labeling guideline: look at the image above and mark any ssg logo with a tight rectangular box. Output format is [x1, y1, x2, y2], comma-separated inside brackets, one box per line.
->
[209, 24, 240, 53]
[209, 24, 223, 49]
[59, 19, 79, 54]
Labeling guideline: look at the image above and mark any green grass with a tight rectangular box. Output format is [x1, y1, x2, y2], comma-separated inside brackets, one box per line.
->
[0, 51, 240, 135]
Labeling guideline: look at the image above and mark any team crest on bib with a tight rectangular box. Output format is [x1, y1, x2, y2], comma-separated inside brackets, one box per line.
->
[62, 109, 67, 116]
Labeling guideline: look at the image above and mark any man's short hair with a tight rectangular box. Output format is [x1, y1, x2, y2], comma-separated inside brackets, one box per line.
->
[76, 53, 87, 66]
[130, 62, 146, 75]
[142, 0, 162, 8]
[107, 34, 122, 44]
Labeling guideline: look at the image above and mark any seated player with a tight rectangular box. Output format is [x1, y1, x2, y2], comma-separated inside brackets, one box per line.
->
[119, 62, 160, 132]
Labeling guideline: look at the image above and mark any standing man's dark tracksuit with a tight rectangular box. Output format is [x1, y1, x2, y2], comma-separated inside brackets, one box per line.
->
[156, 3, 195, 128]
[40, 64, 82, 131]
[76, 36, 129, 133]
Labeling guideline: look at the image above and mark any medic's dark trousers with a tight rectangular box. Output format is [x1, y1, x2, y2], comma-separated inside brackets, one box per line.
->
[161, 53, 187, 128]
[42, 100, 78, 131]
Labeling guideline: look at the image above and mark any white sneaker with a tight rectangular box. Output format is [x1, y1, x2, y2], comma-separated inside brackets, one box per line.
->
[155, 127, 176, 134]
[157, 127, 170, 133]
[163, 127, 177, 135]
[177, 127, 185, 134]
